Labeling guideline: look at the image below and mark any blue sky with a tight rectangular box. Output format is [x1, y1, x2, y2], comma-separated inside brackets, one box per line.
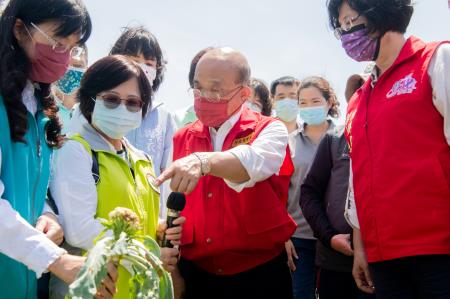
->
[83, 0, 449, 122]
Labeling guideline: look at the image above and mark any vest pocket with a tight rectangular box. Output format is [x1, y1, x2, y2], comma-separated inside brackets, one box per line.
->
[243, 204, 291, 235]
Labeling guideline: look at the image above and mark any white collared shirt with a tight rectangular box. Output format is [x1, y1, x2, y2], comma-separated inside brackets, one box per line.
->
[208, 106, 289, 193]
[0, 82, 66, 278]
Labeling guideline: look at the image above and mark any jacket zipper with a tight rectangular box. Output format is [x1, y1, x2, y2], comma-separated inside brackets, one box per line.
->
[31, 114, 42, 225]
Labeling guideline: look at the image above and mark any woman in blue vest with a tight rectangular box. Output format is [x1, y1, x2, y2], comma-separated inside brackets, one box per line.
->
[0, 1, 114, 298]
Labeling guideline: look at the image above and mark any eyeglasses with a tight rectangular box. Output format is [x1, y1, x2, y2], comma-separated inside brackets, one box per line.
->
[94, 94, 144, 112]
[190, 86, 243, 103]
[333, 15, 361, 40]
[27, 22, 84, 57]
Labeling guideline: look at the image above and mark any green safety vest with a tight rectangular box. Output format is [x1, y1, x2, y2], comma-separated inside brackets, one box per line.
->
[71, 134, 160, 299]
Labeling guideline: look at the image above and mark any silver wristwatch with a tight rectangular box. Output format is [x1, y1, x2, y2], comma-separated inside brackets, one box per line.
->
[192, 152, 211, 176]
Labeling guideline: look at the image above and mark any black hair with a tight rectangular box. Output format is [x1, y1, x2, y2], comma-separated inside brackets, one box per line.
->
[327, 0, 414, 36]
[249, 78, 272, 117]
[0, 0, 91, 143]
[188, 47, 215, 88]
[78, 55, 152, 123]
[270, 76, 301, 96]
[110, 26, 165, 92]
[297, 76, 340, 118]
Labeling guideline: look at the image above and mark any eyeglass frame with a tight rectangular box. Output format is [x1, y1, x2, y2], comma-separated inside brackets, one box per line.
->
[92, 93, 144, 112]
[27, 22, 84, 57]
[190, 85, 243, 103]
[333, 14, 361, 40]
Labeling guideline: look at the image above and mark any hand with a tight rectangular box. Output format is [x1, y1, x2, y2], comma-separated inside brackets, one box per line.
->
[352, 248, 375, 294]
[331, 234, 354, 256]
[48, 254, 86, 284]
[157, 217, 186, 246]
[36, 212, 64, 245]
[155, 154, 202, 194]
[95, 262, 118, 299]
[160, 247, 180, 273]
[285, 240, 298, 272]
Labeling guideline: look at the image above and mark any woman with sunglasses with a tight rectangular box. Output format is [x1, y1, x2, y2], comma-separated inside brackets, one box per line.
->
[49, 55, 180, 298]
[0, 1, 118, 299]
[327, 0, 450, 298]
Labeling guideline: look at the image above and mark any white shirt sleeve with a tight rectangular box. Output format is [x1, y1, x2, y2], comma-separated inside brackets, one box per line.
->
[49, 140, 105, 251]
[0, 147, 66, 278]
[344, 161, 360, 229]
[224, 120, 289, 193]
[429, 43, 450, 146]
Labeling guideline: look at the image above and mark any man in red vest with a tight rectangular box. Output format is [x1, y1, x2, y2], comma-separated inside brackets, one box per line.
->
[328, 0, 450, 298]
[156, 47, 296, 299]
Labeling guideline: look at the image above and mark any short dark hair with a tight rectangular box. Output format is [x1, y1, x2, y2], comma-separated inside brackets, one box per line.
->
[78, 55, 152, 123]
[249, 78, 272, 117]
[270, 76, 300, 96]
[297, 76, 340, 118]
[188, 47, 214, 88]
[327, 0, 414, 36]
[110, 26, 165, 92]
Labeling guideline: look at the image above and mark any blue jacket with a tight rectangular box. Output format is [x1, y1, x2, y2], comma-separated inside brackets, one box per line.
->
[0, 96, 53, 299]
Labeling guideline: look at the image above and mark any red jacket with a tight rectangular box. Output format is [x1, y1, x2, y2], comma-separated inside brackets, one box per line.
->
[173, 107, 296, 275]
[345, 36, 450, 263]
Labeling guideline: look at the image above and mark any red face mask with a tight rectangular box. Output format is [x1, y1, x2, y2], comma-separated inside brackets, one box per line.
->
[29, 42, 71, 84]
[194, 89, 245, 128]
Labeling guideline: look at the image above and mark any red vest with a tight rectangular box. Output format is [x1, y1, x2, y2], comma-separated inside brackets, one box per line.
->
[345, 37, 450, 263]
[173, 107, 296, 275]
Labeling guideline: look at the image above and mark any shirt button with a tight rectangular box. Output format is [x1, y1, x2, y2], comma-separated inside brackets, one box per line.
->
[217, 268, 223, 274]
[206, 238, 212, 244]
[207, 192, 213, 198]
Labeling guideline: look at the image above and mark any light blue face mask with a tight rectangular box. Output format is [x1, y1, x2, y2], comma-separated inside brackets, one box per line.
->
[92, 99, 142, 139]
[299, 105, 328, 125]
[274, 98, 299, 122]
[56, 66, 85, 95]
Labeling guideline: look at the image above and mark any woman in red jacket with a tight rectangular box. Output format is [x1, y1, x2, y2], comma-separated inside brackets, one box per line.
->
[327, 0, 450, 298]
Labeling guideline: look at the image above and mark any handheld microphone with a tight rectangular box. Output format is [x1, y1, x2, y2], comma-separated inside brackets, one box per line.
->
[162, 192, 186, 248]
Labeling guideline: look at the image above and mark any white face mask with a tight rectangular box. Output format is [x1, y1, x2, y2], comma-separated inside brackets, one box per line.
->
[139, 63, 157, 87]
[245, 101, 262, 113]
[92, 99, 142, 139]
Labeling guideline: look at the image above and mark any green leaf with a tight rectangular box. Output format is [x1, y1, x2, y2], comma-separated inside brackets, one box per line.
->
[68, 237, 114, 299]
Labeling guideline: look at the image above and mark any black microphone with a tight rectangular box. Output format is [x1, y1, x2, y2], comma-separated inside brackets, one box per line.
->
[162, 192, 186, 248]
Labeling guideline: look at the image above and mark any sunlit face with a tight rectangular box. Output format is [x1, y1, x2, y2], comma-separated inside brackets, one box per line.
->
[194, 58, 249, 101]
[14, 20, 81, 62]
[298, 86, 330, 110]
[273, 84, 299, 103]
[335, 1, 375, 38]
[128, 53, 157, 69]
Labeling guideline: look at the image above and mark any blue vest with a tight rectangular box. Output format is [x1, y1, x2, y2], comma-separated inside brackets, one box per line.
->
[0, 95, 52, 299]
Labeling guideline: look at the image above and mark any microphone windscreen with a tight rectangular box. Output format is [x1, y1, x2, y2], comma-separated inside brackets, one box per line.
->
[166, 192, 186, 211]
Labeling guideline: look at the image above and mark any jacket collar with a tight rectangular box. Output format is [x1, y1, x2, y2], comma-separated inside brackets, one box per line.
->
[75, 116, 149, 162]
[370, 36, 426, 85]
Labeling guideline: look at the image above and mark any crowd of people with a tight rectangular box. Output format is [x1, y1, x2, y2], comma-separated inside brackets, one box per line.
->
[0, 0, 449, 299]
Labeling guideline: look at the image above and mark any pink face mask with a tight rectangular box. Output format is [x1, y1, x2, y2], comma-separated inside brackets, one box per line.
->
[194, 92, 245, 128]
[29, 42, 71, 84]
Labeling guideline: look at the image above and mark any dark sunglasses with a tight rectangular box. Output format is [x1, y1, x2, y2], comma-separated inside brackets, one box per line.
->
[94, 94, 144, 112]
